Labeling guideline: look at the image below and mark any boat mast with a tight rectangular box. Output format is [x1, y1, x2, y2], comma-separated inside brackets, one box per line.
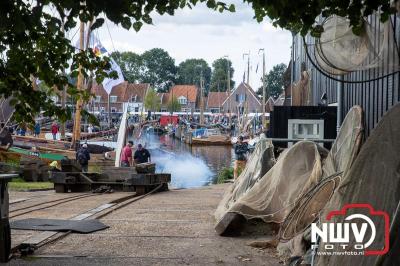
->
[60, 18, 67, 140]
[259, 48, 266, 129]
[199, 68, 204, 125]
[222, 55, 231, 129]
[71, 18, 94, 148]
[71, 21, 85, 149]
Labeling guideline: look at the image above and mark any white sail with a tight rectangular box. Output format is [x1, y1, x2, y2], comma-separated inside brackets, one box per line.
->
[114, 106, 128, 167]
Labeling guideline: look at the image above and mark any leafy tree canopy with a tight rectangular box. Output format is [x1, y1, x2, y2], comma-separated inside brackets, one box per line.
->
[210, 58, 235, 92]
[1, 0, 392, 123]
[257, 63, 287, 99]
[141, 48, 177, 92]
[144, 87, 160, 111]
[245, 0, 396, 36]
[0, 0, 233, 123]
[111, 51, 142, 83]
[176, 59, 211, 91]
[168, 96, 181, 113]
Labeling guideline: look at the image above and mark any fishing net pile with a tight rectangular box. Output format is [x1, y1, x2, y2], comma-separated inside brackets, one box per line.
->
[215, 139, 329, 235]
[291, 71, 311, 106]
[276, 107, 364, 258]
[315, 103, 400, 266]
[312, 14, 399, 75]
[214, 105, 373, 261]
[215, 136, 275, 234]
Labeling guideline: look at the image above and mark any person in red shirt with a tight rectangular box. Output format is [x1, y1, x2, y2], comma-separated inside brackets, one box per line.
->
[121, 141, 133, 167]
[51, 122, 58, 140]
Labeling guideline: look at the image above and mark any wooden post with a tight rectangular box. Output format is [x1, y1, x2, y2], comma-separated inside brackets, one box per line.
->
[71, 21, 85, 149]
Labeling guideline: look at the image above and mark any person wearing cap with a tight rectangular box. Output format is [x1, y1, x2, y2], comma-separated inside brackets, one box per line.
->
[76, 143, 90, 172]
[233, 136, 248, 179]
[121, 141, 134, 167]
[134, 144, 151, 164]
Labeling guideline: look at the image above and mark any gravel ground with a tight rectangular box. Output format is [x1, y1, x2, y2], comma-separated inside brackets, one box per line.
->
[7, 185, 281, 265]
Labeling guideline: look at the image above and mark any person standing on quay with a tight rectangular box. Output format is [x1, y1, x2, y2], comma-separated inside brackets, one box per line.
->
[34, 122, 41, 137]
[121, 141, 134, 167]
[51, 122, 58, 140]
[233, 136, 248, 179]
[76, 143, 90, 172]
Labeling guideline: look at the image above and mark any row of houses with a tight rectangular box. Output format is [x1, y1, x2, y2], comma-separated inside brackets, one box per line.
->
[89, 82, 262, 114]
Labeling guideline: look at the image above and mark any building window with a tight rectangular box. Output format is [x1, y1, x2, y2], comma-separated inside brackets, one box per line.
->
[111, 107, 117, 112]
[238, 94, 246, 103]
[93, 106, 98, 111]
[178, 96, 187, 105]
[95, 95, 101, 102]
[135, 107, 139, 112]
[110, 96, 117, 103]
[131, 95, 138, 102]
[288, 119, 325, 146]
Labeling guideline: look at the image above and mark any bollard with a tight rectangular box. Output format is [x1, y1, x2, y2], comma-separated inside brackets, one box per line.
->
[0, 174, 17, 262]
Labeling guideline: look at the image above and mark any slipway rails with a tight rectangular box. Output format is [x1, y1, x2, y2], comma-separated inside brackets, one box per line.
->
[51, 161, 171, 195]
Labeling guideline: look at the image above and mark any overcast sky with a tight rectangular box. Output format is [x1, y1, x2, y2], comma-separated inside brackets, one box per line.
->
[90, 1, 292, 90]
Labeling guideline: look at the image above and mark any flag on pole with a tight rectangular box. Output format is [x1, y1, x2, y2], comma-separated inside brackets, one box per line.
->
[93, 42, 108, 57]
[102, 58, 124, 94]
[73, 33, 125, 94]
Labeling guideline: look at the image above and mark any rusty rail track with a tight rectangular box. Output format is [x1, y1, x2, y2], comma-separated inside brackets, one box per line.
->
[9, 193, 98, 219]
[12, 184, 163, 258]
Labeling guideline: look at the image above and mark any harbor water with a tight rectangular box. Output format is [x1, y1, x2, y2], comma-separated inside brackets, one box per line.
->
[89, 133, 234, 189]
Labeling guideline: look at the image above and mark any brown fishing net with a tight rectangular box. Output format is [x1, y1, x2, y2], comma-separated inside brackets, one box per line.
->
[277, 106, 364, 257]
[229, 141, 325, 223]
[315, 103, 400, 266]
[314, 15, 399, 75]
[214, 137, 275, 233]
[291, 71, 311, 106]
[322, 105, 364, 178]
[215, 140, 327, 235]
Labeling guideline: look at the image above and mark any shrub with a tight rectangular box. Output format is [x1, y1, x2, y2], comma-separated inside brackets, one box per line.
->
[217, 167, 234, 184]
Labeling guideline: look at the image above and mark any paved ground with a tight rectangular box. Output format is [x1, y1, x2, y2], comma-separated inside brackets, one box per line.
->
[7, 185, 280, 265]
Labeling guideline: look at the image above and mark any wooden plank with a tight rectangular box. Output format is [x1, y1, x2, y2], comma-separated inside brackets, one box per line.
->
[20, 203, 116, 246]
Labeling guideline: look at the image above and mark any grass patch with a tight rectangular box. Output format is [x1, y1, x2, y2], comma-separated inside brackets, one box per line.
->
[217, 167, 234, 184]
[89, 164, 102, 173]
[8, 177, 53, 191]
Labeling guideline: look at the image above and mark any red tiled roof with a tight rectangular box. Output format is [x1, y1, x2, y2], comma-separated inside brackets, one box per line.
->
[125, 83, 150, 102]
[110, 81, 128, 102]
[157, 92, 170, 106]
[207, 92, 228, 108]
[91, 82, 150, 102]
[169, 85, 198, 102]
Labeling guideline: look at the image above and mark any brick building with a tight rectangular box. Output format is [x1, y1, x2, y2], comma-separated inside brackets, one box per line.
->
[90, 82, 150, 113]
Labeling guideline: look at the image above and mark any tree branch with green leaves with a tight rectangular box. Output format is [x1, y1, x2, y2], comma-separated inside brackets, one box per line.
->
[0, 0, 234, 124]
